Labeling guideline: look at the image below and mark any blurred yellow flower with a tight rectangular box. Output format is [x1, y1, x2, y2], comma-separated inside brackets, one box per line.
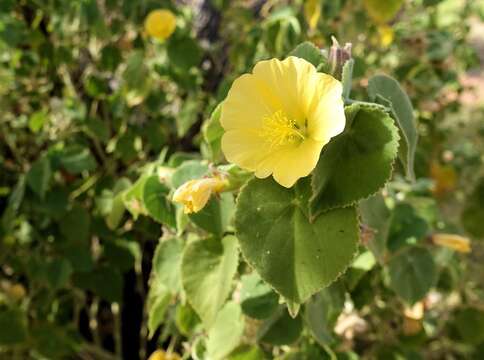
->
[144, 9, 176, 41]
[304, 0, 321, 31]
[378, 25, 394, 47]
[173, 176, 227, 214]
[220, 56, 345, 188]
[148, 349, 181, 360]
[432, 233, 471, 253]
[430, 162, 457, 196]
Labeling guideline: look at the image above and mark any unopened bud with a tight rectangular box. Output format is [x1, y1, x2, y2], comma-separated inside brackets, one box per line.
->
[328, 36, 352, 78]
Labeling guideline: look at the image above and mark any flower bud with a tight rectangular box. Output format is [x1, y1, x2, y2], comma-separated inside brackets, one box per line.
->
[328, 36, 352, 78]
[432, 233, 471, 253]
[172, 176, 227, 214]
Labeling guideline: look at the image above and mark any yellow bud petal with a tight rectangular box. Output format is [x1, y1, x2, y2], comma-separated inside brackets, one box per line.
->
[432, 233, 471, 253]
[172, 177, 226, 214]
[144, 9, 177, 41]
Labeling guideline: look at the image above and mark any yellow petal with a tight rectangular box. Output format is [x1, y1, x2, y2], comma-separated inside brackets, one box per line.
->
[272, 139, 325, 188]
[221, 129, 272, 171]
[308, 73, 346, 141]
[252, 57, 316, 123]
[220, 74, 281, 131]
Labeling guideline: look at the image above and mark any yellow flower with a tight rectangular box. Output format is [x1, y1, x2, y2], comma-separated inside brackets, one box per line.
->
[432, 233, 471, 253]
[220, 56, 345, 188]
[148, 350, 181, 360]
[144, 9, 176, 41]
[173, 176, 226, 214]
[430, 162, 457, 197]
[304, 0, 321, 31]
[378, 25, 394, 48]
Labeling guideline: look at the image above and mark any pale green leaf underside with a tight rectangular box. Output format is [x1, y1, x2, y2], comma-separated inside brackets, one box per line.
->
[181, 235, 239, 328]
[152, 237, 184, 294]
[368, 74, 418, 180]
[235, 178, 359, 304]
[206, 301, 245, 360]
[310, 104, 399, 218]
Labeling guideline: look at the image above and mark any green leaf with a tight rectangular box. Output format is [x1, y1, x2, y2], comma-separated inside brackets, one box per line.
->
[228, 345, 266, 360]
[170, 160, 209, 189]
[26, 155, 51, 199]
[29, 110, 48, 133]
[341, 59, 354, 100]
[58, 145, 97, 174]
[289, 41, 328, 69]
[310, 104, 399, 217]
[206, 301, 245, 360]
[461, 179, 484, 239]
[387, 246, 436, 304]
[106, 178, 132, 230]
[175, 303, 201, 337]
[387, 203, 428, 251]
[152, 237, 184, 294]
[454, 307, 484, 345]
[59, 205, 90, 244]
[84, 117, 110, 143]
[72, 266, 123, 303]
[364, 0, 404, 23]
[189, 193, 235, 236]
[258, 307, 303, 345]
[167, 35, 202, 71]
[61, 244, 93, 272]
[181, 236, 239, 328]
[147, 282, 171, 338]
[202, 104, 224, 162]
[236, 178, 359, 304]
[304, 282, 345, 346]
[103, 238, 140, 272]
[368, 74, 417, 180]
[31, 323, 77, 358]
[45, 258, 73, 290]
[0, 308, 27, 345]
[143, 175, 176, 228]
[240, 273, 279, 320]
[359, 193, 391, 262]
[177, 96, 201, 137]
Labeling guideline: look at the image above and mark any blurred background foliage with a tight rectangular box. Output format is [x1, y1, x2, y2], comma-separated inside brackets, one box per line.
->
[1, 0, 484, 359]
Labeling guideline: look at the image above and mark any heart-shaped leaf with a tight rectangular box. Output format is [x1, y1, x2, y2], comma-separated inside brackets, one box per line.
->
[235, 178, 358, 304]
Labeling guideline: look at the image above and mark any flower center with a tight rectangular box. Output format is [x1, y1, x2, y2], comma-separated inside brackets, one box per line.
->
[260, 110, 306, 149]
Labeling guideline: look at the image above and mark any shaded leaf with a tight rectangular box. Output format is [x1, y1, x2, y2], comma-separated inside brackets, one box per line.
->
[310, 104, 399, 217]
